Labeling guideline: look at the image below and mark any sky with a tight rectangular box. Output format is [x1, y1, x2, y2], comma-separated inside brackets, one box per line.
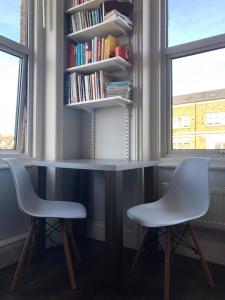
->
[0, 0, 20, 42]
[168, 0, 225, 46]
[0, 0, 20, 136]
[168, 0, 225, 96]
[0, 51, 19, 136]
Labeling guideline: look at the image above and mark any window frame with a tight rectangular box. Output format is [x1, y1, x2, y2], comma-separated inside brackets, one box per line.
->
[0, 0, 33, 157]
[162, 0, 225, 157]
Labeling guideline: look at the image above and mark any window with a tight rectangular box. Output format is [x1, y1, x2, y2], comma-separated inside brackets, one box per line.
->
[165, 0, 225, 152]
[206, 112, 225, 127]
[0, 0, 32, 154]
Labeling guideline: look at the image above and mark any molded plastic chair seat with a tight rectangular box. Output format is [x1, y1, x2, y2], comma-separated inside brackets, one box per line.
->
[24, 199, 87, 219]
[128, 157, 210, 229]
[3, 158, 87, 220]
[127, 197, 205, 228]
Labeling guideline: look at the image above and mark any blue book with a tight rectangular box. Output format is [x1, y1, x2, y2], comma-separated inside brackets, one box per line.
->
[106, 81, 130, 88]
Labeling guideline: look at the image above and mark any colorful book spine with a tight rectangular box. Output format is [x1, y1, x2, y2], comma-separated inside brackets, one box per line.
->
[65, 74, 132, 104]
[67, 35, 124, 68]
[68, 6, 104, 33]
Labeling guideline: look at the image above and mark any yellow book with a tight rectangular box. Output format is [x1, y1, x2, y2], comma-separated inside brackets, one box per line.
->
[104, 35, 118, 59]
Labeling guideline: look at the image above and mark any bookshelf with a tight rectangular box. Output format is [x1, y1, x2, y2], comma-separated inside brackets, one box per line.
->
[66, 56, 131, 74]
[64, 0, 133, 159]
[67, 17, 132, 42]
[66, 96, 132, 112]
[66, 0, 107, 14]
[66, 0, 133, 14]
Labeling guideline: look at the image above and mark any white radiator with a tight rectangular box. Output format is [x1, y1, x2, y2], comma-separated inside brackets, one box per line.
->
[161, 183, 225, 230]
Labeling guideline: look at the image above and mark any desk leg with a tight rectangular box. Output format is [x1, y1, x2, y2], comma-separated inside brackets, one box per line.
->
[144, 166, 157, 203]
[33, 166, 46, 260]
[144, 166, 158, 260]
[105, 171, 123, 291]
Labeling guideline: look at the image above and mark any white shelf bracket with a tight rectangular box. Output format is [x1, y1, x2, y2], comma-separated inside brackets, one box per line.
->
[114, 61, 127, 72]
[81, 107, 94, 114]
[114, 20, 129, 36]
[91, 111, 95, 159]
[120, 102, 129, 109]
[125, 106, 131, 160]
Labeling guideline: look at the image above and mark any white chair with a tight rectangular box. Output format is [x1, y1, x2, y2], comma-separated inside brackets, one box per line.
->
[3, 158, 87, 291]
[127, 157, 214, 300]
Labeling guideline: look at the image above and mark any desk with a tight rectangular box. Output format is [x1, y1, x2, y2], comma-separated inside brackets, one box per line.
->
[32, 159, 157, 289]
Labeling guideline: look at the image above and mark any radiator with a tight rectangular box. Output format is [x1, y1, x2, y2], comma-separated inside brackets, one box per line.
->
[161, 183, 225, 230]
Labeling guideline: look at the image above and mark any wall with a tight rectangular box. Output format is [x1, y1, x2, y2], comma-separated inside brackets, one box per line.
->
[0, 168, 30, 268]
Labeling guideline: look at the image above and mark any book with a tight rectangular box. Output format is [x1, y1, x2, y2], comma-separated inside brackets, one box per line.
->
[105, 81, 131, 99]
[68, 6, 104, 33]
[65, 71, 112, 103]
[67, 35, 121, 67]
[104, 9, 133, 26]
[67, 42, 76, 68]
[104, 35, 119, 59]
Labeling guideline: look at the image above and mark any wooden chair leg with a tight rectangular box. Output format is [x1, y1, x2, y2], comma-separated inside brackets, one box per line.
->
[188, 223, 215, 288]
[164, 227, 171, 300]
[131, 227, 149, 272]
[60, 220, 77, 290]
[10, 222, 36, 291]
[26, 218, 38, 265]
[65, 220, 81, 263]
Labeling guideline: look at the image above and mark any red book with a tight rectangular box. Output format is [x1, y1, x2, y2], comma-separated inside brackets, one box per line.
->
[115, 45, 129, 61]
[88, 41, 92, 63]
[67, 43, 75, 68]
[97, 38, 101, 61]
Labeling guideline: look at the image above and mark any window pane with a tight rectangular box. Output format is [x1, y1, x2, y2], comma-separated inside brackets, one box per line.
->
[171, 48, 225, 150]
[0, 51, 21, 150]
[168, 0, 225, 46]
[0, 0, 27, 45]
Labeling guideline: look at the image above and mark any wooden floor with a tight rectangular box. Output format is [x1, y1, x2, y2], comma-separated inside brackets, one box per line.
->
[0, 239, 225, 300]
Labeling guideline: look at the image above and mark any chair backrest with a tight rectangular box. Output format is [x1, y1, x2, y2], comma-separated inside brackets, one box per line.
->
[3, 158, 39, 215]
[164, 157, 210, 218]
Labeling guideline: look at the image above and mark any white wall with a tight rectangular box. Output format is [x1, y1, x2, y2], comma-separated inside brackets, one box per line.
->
[0, 168, 30, 268]
[0, 169, 30, 240]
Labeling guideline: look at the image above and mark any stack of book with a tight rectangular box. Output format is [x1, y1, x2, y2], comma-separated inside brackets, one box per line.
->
[65, 71, 109, 103]
[69, 0, 91, 6]
[105, 81, 131, 99]
[67, 35, 119, 67]
[67, 5, 104, 33]
[104, 9, 132, 26]
[67, 0, 133, 9]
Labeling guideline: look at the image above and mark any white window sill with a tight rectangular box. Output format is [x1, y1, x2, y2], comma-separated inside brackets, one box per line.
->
[158, 158, 225, 170]
[0, 157, 33, 170]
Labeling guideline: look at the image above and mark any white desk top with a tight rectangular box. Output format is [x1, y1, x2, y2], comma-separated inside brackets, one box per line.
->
[32, 159, 157, 171]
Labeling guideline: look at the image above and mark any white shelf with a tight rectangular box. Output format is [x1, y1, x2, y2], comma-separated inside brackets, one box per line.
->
[66, 0, 106, 14]
[66, 96, 132, 112]
[66, 56, 131, 74]
[66, 17, 132, 42]
[65, 0, 133, 15]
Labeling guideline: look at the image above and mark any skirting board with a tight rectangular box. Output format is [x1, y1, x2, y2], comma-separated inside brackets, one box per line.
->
[86, 219, 138, 249]
[86, 220, 225, 266]
[0, 220, 138, 270]
[2, 224, 225, 270]
[0, 233, 27, 269]
[175, 238, 225, 266]
[0, 224, 59, 270]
